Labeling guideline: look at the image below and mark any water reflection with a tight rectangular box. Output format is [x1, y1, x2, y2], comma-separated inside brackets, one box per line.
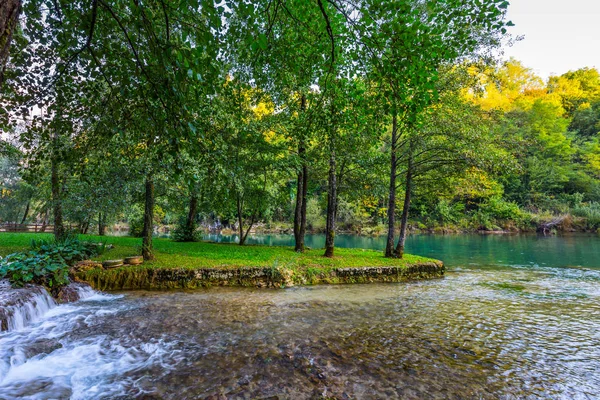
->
[204, 232, 600, 268]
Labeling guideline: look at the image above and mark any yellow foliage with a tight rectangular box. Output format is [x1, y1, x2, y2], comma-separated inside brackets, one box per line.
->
[454, 168, 503, 199]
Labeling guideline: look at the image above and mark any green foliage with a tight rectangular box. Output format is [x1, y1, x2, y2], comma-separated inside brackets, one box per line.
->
[0, 235, 105, 288]
[305, 197, 325, 232]
[572, 202, 600, 230]
[433, 200, 465, 225]
[171, 216, 200, 242]
[0, 252, 69, 288]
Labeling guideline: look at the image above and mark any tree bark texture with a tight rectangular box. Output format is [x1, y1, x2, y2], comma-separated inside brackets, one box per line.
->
[51, 146, 65, 241]
[236, 195, 255, 246]
[294, 94, 308, 252]
[185, 193, 198, 239]
[20, 200, 30, 224]
[142, 176, 155, 260]
[395, 140, 414, 258]
[98, 212, 106, 236]
[324, 107, 337, 258]
[385, 114, 398, 257]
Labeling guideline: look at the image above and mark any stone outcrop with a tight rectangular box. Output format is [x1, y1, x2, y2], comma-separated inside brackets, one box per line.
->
[75, 261, 445, 291]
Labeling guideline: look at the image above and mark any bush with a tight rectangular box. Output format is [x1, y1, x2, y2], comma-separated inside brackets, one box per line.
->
[573, 202, 600, 229]
[471, 198, 532, 230]
[432, 200, 465, 225]
[0, 237, 106, 288]
[171, 216, 201, 242]
[478, 198, 528, 222]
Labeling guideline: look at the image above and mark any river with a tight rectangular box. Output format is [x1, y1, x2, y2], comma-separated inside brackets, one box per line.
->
[1, 233, 599, 399]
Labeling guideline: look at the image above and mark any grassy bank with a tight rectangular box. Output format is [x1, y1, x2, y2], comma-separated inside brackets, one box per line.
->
[0, 233, 444, 290]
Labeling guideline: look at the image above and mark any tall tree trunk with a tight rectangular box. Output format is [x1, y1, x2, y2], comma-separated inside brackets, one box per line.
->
[294, 94, 308, 252]
[186, 194, 198, 233]
[98, 212, 106, 236]
[395, 141, 414, 259]
[293, 164, 304, 250]
[20, 200, 30, 224]
[324, 108, 337, 258]
[237, 194, 245, 245]
[385, 114, 398, 257]
[236, 195, 256, 246]
[142, 176, 155, 260]
[0, 0, 21, 86]
[51, 145, 65, 241]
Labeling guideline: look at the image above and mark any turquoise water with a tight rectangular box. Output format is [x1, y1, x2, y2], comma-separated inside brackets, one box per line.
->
[204, 232, 600, 268]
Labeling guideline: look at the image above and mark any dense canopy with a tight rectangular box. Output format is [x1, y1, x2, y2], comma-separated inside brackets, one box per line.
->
[1, 1, 599, 260]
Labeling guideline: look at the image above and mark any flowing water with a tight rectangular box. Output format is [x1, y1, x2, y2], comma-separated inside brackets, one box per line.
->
[1, 234, 600, 399]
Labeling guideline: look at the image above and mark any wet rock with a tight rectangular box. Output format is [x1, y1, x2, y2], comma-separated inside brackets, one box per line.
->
[23, 338, 63, 358]
[55, 282, 94, 303]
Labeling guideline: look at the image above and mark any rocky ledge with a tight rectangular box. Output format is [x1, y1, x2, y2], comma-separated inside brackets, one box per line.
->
[74, 261, 445, 291]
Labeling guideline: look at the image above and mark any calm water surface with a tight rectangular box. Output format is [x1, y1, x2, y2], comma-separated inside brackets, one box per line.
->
[1, 234, 599, 399]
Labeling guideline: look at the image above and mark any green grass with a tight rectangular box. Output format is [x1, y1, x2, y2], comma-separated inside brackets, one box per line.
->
[0, 232, 54, 256]
[0, 232, 437, 273]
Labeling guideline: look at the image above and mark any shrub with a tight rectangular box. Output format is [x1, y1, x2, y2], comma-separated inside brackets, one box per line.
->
[171, 216, 201, 242]
[432, 200, 465, 225]
[573, 202, 600, 229]
[0, 237, 106, 288]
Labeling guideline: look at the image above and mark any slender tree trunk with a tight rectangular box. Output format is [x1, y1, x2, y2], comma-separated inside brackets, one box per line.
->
[294, 95, 308, 252]
[324, 107, 337, 258]
[185, 193, 198, 240]
[385, 114, 398, 257]
[98, 212, 106, 236]
[237, 194, 245, 245]
[186, 194, 198, 231]
[142, 176, 155, 260]
[395, 141, 414, 259]
[20, 200, 30, 224]
[51, 146, 65, 241]
[300, 160, 308, 238]
[293, 165, 304, 250]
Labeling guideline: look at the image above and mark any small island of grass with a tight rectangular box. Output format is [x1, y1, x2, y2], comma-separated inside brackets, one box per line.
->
[0, 233, 444, 291]
[83, 236, 444, 290]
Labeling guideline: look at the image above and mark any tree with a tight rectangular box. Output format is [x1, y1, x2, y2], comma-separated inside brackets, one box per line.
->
[347, 0, 511, 257]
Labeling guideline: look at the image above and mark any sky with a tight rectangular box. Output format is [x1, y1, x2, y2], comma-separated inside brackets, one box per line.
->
[502, 0, 600, 81]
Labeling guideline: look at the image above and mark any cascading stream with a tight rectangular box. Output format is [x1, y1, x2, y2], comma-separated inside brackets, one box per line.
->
[0, 280, 99, 333]
[0, 281, 56, 332]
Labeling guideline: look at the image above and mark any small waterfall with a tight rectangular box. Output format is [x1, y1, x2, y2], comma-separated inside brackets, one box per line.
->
[0, 280, 99, 332]
[0, 281, 56, 332]
[75, 284, 97, 300]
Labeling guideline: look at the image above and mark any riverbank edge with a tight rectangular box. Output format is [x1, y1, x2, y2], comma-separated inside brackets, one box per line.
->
[73, 261, 445, 291]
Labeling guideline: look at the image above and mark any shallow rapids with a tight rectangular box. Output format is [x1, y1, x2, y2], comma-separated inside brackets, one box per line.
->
[1, 263, 599, 399]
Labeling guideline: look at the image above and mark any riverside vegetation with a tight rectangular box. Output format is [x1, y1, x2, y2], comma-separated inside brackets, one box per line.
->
[1, 2, 599, 261]
[0, 233, 443, 291]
